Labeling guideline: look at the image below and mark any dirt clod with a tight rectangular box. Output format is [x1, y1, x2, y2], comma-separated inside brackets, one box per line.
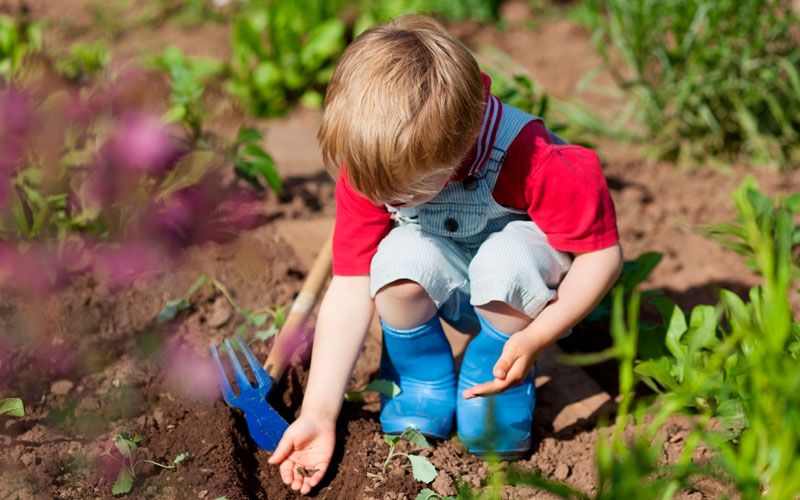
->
[207, 296, 232, 328]
[432, 472, 457, 496]
[554, 463, 571, 480]
[50, 379, 74, 395]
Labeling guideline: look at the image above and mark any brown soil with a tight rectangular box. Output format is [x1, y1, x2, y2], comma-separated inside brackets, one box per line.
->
[1, 1, 798, 499]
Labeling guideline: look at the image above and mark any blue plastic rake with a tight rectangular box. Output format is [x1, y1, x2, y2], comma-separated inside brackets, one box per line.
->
[210, 336, 289, 451]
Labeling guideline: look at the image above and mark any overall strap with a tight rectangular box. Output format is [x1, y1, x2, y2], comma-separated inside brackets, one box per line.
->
[487, 104, 542, 163]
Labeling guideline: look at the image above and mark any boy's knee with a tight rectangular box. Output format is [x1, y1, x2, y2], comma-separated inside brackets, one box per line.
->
[375, 279, 430, 304]
[375, 280, 438, 329]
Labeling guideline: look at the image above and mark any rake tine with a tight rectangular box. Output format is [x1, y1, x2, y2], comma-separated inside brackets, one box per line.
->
[210, 344, 238, 404]
[237, 335, 270, 388]
[224, 338, 253, 394]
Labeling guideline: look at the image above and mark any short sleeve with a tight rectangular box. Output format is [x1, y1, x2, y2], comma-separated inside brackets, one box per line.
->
[524, 145, 619, 253]
[332, 170, 393, 275]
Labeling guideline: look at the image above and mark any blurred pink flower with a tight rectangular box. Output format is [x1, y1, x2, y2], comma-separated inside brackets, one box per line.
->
[92, 243, 166, 289]
[105, 114, 177, 175]
[163, 342, 221, 404]
[0, 91, 34, 209]
[31, 337, 77, 378]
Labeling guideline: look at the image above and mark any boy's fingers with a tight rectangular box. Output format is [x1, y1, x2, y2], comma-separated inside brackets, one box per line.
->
[493, 343, 521, 379]
[463, 378, 507, 398]
[278, 460, 295, 485]
[291, 467, 304, 491]
[493, 358, 512, 379]
[298, 463, 328, 495]
[310, 463, 328, 486]
[268, 435, 293, 465]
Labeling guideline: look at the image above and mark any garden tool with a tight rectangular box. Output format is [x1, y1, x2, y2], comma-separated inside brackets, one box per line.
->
[211, 228, 334, 451]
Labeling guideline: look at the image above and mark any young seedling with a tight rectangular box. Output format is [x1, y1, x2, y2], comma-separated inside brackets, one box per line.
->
[210, 277, 285, 347]
[231, 127, 282, 194]
[344, 379, 401, 403]
[0, 398, 24, 417]
[102, 431, 186, 495]
[414, 489, 456, 500]
[156, 274, 209, 323]
[157, 275, 285, 348]
[383, 427, 438, 484]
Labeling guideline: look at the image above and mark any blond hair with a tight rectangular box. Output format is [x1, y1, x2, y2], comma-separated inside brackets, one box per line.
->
[318, 14, 485, 204]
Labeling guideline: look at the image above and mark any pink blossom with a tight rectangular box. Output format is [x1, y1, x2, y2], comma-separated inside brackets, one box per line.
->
[105, 114, 176, 174]
[92, 243, 166, 289]
[163, 342, 221, 404]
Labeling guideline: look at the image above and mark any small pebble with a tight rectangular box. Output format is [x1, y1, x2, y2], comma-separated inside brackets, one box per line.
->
[198, 490, 208, 498]
[50, 380, 74, 396]
[554, 463, 570, 480]
[207, 297, 232, 328]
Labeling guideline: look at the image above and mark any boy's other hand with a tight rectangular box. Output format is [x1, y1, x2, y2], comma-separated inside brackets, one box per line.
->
[267, 414, 336, 495]
[461, 330, 540, 399]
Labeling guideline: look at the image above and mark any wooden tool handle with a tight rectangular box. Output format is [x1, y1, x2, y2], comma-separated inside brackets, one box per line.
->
[263, 228, 334, 380]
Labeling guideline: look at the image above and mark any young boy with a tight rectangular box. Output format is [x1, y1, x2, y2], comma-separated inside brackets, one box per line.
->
[268, 14, 622, 494]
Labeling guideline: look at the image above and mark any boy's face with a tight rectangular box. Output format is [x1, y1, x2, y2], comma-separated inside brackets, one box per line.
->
[385, 168, 454, 209]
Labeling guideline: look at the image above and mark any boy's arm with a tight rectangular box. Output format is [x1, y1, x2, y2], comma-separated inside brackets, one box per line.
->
[463, 243, 624, 398]
[268, 274, 373, 494]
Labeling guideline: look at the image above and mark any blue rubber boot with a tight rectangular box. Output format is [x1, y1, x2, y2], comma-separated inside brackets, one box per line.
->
[457, 312, 536, 459]
[379, 314, 456, 439]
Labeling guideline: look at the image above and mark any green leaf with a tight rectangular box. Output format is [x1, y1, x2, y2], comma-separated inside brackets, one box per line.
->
[557, 346, 619, 366]
[299, 18, 345, 71]
[251, 157, 282, 193]
[249, 313, 268, 327]
[407, 454, 438, 483]
[114, 432, 136, 458]
[112, 467, 134, 495]
[185, 275, 208, 297]
[235, 127, 262, 145]
[414, 489, 439, 500]
[634, 358, 677, 392]
[343, 391, 365, 403]
[363, 379, 402, 398]
[0, 398, 24, 417]
[234, 324, 248, 337]
[384, 434, 401, 446]
[651, 297, 688, 360]
[173, 453, 188, 464]
[621, 252, 662, 291]
[402, 428, 430, 448]
[686, 305, 718, 352]
[156, 299, 190, 323]
[253, 325, 278, 342]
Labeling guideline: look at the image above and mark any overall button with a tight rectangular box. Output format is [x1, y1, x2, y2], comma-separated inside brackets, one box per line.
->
[444, 218, 459, 232]
[462, 175, 478, 191]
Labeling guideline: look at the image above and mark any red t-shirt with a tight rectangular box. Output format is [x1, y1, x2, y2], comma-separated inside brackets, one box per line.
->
[332, 74, 619, 276]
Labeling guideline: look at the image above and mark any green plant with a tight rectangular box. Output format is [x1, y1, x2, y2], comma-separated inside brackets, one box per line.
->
[156, 275, 210, 323]
[146, 45, 225, 141]
[383, 427, 438, 484]
[102, 431, 186, 495]
[55, 40, 110, 83]
[0, 14, 42, 83]
[157, 274, 286, 346]
[576, 0, 800, 167]
[230, 127, 281, 193]
[343, 378, 401, 402]
[227, 0, 347, 117]
[0, 398, 24, 417]
[415, 488, 456, 500]
[585, 177, 800, 498]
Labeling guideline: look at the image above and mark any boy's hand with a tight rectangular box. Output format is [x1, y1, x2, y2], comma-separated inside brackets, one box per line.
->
[267, 414, 336, 495]
[461, 330, 540, 399]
